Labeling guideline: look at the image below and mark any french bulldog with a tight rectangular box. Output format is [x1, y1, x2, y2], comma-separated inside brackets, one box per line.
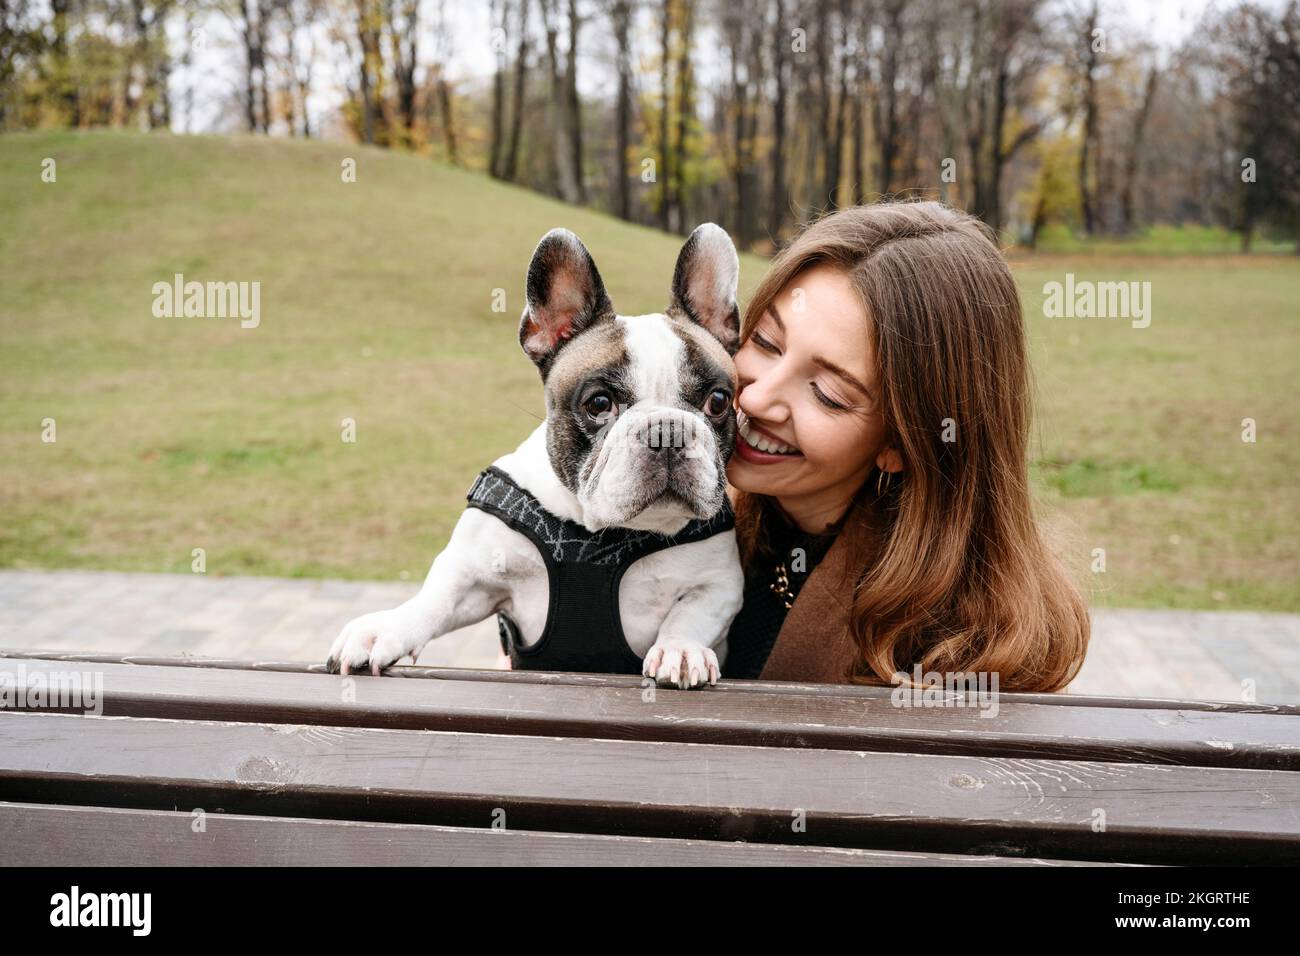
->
[325, 223, 745, 689]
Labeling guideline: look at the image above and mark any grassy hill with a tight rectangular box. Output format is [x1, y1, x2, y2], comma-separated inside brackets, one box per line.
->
[1, 130, 1297, 610]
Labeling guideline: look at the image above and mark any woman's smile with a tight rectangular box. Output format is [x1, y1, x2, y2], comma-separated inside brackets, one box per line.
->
[735, 409, 803, 463]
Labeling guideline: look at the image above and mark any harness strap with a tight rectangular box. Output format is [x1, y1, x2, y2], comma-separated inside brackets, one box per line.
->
[463, 464, 735, 675]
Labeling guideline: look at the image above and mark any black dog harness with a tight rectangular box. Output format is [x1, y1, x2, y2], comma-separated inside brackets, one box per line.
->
[464, 465, 735, 675]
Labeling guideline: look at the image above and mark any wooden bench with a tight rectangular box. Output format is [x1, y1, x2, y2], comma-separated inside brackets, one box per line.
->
[1, 649, 1298, 866]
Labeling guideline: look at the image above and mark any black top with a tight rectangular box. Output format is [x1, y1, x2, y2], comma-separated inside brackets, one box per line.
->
[463, 465, 737, 675]
[721, 510, 842, 680]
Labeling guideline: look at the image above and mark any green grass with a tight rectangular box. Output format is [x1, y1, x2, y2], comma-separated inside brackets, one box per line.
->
[1, 130, 1298, 611]
[1012, 251, 1300, 611]
[1033, 458, 1183, 497]
[1030, 222, 1298, 255]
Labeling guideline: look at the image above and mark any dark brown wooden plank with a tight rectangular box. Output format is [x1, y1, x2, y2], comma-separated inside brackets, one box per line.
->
[0, 711, 1295, 864]
[3, 648, 1294, 715]
[3, 656, 1297, 770]
[0, 802, 1123, 866]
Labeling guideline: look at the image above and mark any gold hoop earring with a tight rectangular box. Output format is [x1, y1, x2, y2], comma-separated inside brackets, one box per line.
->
[876, 469, 893, 497]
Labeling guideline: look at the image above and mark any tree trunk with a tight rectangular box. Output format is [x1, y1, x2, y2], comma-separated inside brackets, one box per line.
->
[671, 0, 695, 232]
[355, 0, 385, 144]
[298, 5, 316, 138]
[658, 0, 673, 230]
[489, 0, 506, 177]
[825, 0, 850, 208]
[725, 6, 756, 245]
[50, 0, 79, 124]
[876, 0, 903, 196]
[738, 14, 763, 245]
[437, 75, 458, 163]
[503, 0, 529, 181]
[611, 0, 632, 220]
[810, 0, 830, 208]
[241, 0, 259, 132]
[986, 58, 1010, 234]
[566, 0, 585, 202]
[768, 0, 788, 240]
[257, 2, 271, 132]
[1078, 3, 1101, 234]
[1119, 65, 1158, 234]
[539, 0, 579, 202]
[388, 0, 419, 144]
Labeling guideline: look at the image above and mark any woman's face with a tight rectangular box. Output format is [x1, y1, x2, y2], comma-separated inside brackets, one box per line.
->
[727, 263, 900, 531]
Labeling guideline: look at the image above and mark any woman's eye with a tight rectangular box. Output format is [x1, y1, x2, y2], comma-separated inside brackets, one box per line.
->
[703, 389, 731, 417]
[811, 382, 848, 412]
[584, 393, 614, 419]
[752, 332, 779, 353]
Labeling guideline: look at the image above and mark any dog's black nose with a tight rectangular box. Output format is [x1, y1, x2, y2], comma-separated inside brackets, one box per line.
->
[645, 417, 692, 451]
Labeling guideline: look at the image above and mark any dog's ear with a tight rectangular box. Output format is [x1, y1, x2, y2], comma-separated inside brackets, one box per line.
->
[519, 228, 614, 371]
[667, 223, 740, 355]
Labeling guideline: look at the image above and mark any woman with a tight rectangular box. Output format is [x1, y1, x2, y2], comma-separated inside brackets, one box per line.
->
[722, 200, 1090, 691]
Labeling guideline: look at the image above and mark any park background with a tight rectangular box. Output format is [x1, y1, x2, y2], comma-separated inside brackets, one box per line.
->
[1, 0, 1297, 700]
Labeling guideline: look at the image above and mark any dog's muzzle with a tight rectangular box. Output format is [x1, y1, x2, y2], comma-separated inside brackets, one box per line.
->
[588, 407, 723, 521]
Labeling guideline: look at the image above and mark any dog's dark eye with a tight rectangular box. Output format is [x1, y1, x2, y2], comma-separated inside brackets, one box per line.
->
[584, 393, 614, 420]
[703, 389, 731, 418]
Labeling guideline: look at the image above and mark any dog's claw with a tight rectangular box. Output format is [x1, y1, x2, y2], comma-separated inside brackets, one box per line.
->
[643, 641, 719, 690]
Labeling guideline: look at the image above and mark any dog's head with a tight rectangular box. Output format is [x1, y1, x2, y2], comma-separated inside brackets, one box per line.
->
[518, 224, 740, 532]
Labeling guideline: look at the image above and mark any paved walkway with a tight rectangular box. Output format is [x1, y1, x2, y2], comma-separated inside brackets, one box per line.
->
[0, 570, 1296, 703]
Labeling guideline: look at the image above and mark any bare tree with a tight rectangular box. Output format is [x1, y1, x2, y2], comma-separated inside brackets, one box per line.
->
[353, 0, 386, 143]
[565, 0, 586, 201]
[502, 0, 531, 180]
[720, 0, 763, 244]
[609, 0, 634, 218]
[489, 0, 506, 175]
[124, 0, 175, 129]
[539, 0, 581, 200]
[657, 0, 672, 228]
[49, 0, 78, 123]
[823, 0, 850, 207]
[231, 0, 268, 131]
[428, 0, 458, 162]
[385, 0, 418, 144]
[1069, 0, 1103, 234]
[768, 0, 789, 239]
[959, 0, 1048, 232]
[670, 0, 694, 231]
[272, 0, 321, 137]
[874, 0, 905, 196]
[1119, 61, 1158, 233]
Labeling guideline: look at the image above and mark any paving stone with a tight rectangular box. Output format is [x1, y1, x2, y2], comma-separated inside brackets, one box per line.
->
[1, 571, 1297, 702]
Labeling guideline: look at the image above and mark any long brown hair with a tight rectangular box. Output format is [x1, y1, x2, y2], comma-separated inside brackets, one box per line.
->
[733, 200, 1090, 692]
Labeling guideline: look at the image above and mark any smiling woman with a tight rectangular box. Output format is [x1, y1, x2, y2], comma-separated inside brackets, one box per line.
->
[728, 263, 897, 532]
[722, 201, 1091, 692]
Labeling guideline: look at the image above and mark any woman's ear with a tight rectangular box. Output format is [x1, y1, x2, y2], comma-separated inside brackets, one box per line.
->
[876, 447, 904, 474]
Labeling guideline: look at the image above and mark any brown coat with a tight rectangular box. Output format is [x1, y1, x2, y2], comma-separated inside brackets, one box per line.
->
[753, 521, 862, 684]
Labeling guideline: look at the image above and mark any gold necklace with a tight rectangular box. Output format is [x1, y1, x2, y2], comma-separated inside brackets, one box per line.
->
[770, 561, 795, 609]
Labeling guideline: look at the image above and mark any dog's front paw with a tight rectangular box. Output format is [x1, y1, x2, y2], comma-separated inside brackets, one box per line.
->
[642, 640, 719, 690]
[326, 609, 421, 677]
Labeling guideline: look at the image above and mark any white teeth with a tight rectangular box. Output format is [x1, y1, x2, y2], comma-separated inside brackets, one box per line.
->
[737, 412, 799, 455]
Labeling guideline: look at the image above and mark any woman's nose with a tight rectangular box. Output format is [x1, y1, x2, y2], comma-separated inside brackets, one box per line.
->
[737, 368, 790, 424]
